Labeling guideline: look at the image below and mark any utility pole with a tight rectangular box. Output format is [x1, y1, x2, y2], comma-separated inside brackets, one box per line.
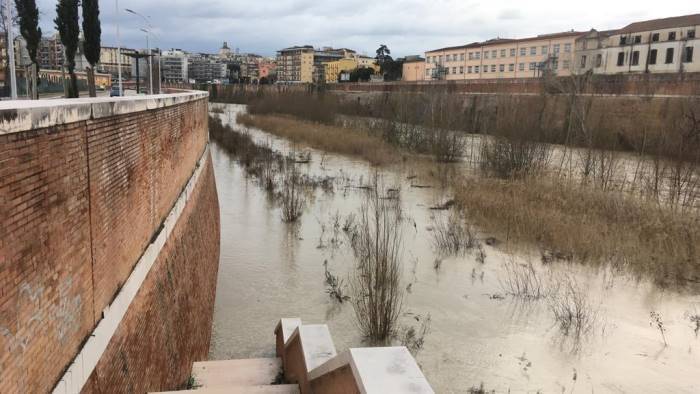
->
[126, 8, 152, 94]
[4, 0, 17, 99]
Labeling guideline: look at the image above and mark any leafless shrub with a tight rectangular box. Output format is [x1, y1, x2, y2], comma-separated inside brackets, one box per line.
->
[323, 260, 350, 303]
[479, 135, 551, 179]
[430, 210, 478, 256]
[500, 260, 547, 300]
[548, 274, 598, 346]
[398, 313, 432, 356]
[649, 311, 668, 346]
[684, 310, 700, 338]
[350, 175, 404, 342]
[280, 163, 304, 222]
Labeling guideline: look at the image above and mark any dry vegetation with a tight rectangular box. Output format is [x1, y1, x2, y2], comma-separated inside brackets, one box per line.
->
[237, 113, 404, 166]
[454, 175, 700, 288]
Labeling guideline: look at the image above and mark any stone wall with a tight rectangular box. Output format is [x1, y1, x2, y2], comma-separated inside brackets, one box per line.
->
[0, 92, 219, 393]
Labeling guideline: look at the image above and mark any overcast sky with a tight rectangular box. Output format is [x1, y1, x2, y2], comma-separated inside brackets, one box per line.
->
[32, 0, 698, 57]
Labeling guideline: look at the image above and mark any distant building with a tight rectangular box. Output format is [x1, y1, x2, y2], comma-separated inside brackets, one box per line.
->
[276, 46, 315, 83]
[99, 46, 136, 78]
[323, 58, 358, 83]
[425, 31, 582, 80]
[401, 56, 426, 81]
[219, 41, 232, 58]
[575, 14, 700, 75]
[161, 49, 189, 83]
[188, 54, 227, 82]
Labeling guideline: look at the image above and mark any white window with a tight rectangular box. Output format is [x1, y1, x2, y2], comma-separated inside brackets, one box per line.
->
[460, 53, 465, 61]
[491, 50, 497, 57]
[520, 47, 526, 56]
[459, 66, 464, 74]
[564, 43, 571, 53]
[529, 62, 536, 70]
[500, 49, 506, 57]
[475, 52, 481, 59]
[467, 66, 472, 73]
[508, 63, 514, 71]
[542, 46, 548, 55]
[483, 65, 488, 73]
[426, 69, 430, 76]
[499, 64, 505, 72]
[484, 51, 489, 59]
[468, 52, 473, 60]
[530, 47, 536, 55]
[510, 48, 516, 57]
[491, 64, 496, 72]
[553, 44, 560, 54]
[452, 67, 457, 74]
[474, 65, 479, 73]
[518, 63, 525, 71]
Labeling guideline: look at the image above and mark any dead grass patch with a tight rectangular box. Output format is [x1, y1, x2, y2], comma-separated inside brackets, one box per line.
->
[237, 113, 404, 166]
[454, 175, 700, 289]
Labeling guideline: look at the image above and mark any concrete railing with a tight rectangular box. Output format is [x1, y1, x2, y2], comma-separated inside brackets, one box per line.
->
[275, 318, 434, 394]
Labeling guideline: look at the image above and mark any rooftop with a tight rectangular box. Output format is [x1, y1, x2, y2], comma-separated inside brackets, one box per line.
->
[618, 13, 700, 34]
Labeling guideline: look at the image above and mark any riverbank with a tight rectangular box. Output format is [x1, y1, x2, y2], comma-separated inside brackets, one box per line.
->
[236, 112, 700, 290]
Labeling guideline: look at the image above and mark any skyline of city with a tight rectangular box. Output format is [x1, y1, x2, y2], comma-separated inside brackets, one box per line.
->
[25, 0, 699, 57]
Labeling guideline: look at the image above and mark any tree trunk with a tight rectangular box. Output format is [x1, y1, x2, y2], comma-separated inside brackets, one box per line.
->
[62, 66, 68, 97]
[87, 66, 96, 97]
[30, 64, 38, 100]
[68, 66, 79, 98]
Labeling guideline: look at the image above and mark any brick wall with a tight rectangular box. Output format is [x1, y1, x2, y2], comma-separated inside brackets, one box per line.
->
[0, 94, 219, 393]
[326, 72, 700, 96]
[82, 156, 219, 393]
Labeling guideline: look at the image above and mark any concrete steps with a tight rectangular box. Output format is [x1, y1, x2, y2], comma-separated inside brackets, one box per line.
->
[192, 357, 284, 387]
[150, 357, 299, 394]
[155, 385, 300, 394]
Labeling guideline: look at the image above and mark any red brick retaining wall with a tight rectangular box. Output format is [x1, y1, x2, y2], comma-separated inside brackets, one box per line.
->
[0, 93, 219, 393]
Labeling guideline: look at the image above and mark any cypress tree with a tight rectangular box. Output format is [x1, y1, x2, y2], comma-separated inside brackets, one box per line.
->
[54, 0, 80, 98]
[14, 0, 41, 99]
[81, 0, 101, 97]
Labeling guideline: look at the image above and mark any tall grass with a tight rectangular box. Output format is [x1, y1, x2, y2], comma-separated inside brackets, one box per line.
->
[454, 174, 700, 289]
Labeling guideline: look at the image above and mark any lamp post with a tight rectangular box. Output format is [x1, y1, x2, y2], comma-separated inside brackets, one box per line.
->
[139, 27, 152, 94]
[125, 8, 152, 94]
[115, 0, 123, 95]
[4, 0, 17, 99]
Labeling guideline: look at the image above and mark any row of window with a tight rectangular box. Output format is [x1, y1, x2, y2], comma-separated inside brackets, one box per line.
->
[614, 46, 694, 67]
[430, 60, 571, 76]
[427, 43, 571, 64]
[620, 29, 695, 45]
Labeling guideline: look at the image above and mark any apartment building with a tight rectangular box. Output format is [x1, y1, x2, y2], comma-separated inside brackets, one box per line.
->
[575, 14, 700, 74]
[161, 49, 189, 83]
[188, 54, 227, 82]
[99, 46, 136, 78]
[425, 32, 581, 80]
[276, 46, 315, 83]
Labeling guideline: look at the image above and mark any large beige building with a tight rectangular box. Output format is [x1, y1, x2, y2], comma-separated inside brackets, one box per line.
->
[276, 46, 315, 83]
[424, 32, 581, 80]
[575, 14, 700, 75]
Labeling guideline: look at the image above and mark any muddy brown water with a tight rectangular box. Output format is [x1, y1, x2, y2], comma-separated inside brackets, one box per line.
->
[209, 104, 700, 393]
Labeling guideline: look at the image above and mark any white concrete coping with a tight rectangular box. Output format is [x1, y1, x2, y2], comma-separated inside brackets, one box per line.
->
[275, 318, 302, 344]
[0, 91, 208, 135]
[308, 347, 434, 394]
[286, 324, 337, 372]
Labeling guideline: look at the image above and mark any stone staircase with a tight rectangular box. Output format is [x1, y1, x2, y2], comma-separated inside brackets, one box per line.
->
[152, 318, 433, 394]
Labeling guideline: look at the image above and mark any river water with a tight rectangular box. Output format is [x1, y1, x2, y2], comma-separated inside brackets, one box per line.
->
[208, 104, 700, 393]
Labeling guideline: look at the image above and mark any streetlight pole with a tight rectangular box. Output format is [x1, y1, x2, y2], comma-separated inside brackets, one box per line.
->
[125, 8, 152, 95]
[4, 0, 17, 99]
[140, 28, 152, 94]
[115, 0, 123, 95]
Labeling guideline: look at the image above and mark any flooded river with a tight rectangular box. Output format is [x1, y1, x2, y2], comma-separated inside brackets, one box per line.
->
[209, 104, 700, 393]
